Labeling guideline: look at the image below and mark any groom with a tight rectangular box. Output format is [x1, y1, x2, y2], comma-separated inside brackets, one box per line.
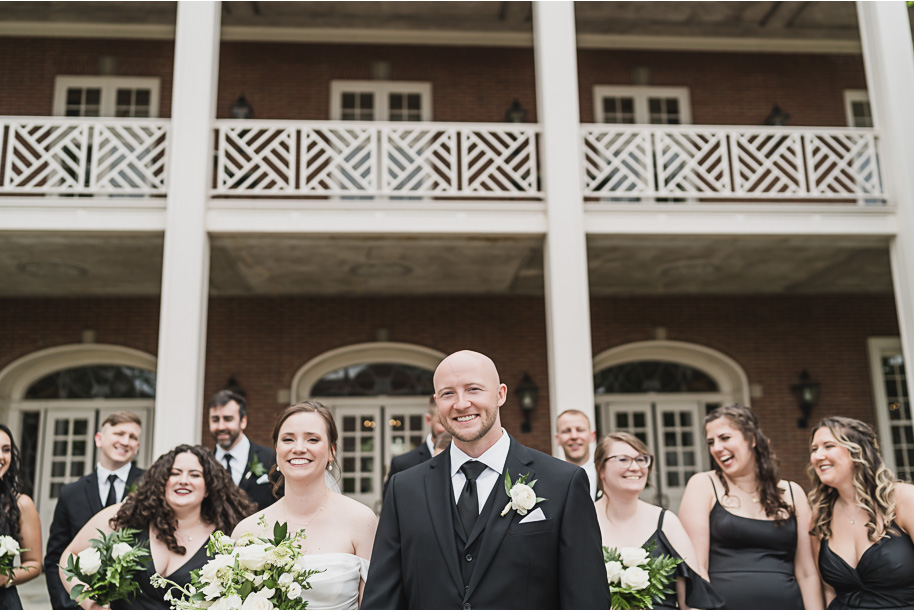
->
[363, 350, 610, 609]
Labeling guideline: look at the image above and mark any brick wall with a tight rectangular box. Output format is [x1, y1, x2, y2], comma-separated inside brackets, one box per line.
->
[0, 293, 898, 487]
[0, 36, 866, 127]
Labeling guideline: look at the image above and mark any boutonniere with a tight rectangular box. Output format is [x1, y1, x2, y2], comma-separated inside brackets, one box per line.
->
[246, 454, 266, 480]
[500, 471, 546, 517]
[124, 482, 138, 496]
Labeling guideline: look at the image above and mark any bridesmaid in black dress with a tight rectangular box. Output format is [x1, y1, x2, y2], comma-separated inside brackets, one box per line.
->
[809, 416, 914, 609]
[59, 445, 256, 610]
[594, 432, 724, 610]
[679, 405, 823, 609]
[0, 424, 42, 610]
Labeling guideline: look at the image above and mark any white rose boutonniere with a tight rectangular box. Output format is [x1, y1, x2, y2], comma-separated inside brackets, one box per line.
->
[500, 471, 546, 517]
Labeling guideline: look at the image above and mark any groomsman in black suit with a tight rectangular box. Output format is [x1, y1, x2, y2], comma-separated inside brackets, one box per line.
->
[44, 412, 145, 609]
[363, 350, 610, 609]
[382, 394, 447, 499]
[208, 390, 277, 511]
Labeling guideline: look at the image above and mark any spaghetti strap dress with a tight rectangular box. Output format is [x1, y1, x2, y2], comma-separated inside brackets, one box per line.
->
[819, 523, 914, 609]
[111, 528, 212, 610]
[647, 509, 725, 610]
[707, 476, 804, 610]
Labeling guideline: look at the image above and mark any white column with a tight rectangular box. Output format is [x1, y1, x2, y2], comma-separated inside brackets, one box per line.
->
[153, 1, 221, 456]
[857, 3, 914, 374]
[532, 1, 596, 455]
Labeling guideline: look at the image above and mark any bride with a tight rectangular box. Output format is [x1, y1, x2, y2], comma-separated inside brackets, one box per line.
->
[232, 401, 377, 609]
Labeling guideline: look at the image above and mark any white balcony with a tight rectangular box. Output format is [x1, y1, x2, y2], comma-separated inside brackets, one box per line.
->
[212, 120, 542, 200]
[0, 117, 169, 196]
[582, 125, 884, 203]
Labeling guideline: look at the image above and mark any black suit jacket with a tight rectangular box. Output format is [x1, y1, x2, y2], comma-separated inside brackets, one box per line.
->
[44, 465, 144, 610]
[382, 440, 431, 500]
[362, 435, 610, 609]
[236, 441, 278, 512]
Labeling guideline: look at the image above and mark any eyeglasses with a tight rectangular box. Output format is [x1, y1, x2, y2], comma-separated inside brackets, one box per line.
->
[606, 454, 652, 468]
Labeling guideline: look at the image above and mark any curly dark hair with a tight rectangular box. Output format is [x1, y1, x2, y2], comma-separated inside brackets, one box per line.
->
[705, 404, 793, 522]
[112, 444, 257, 554]
[0, 424, 23, 541]
[270, 401, 338, 497]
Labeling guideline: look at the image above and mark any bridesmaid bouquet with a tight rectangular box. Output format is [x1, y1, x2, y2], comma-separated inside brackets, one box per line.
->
[604, 542, 681, 610]
[152, 519, 322, 610]
[62, 528, 151, 606]
[0, 535, 26, 582]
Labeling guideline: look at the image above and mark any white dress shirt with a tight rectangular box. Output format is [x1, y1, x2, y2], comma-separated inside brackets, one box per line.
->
[449, 428, 511, 513]
[582, 457, 598, 500]
[425, 433, 435, 456]
[96, 462, 133, 504]
[215, 434, 251, 486]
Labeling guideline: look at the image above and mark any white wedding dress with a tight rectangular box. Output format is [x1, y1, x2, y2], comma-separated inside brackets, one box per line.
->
[296, 553, 369, 610]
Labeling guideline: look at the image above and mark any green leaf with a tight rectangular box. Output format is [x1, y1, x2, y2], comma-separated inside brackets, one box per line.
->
[274, 521, 288, 545]
[504, 470, 512, 495]
[239, 579, 253, 599]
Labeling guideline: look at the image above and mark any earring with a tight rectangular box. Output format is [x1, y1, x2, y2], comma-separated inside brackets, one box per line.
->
[326, 462, 333, 472]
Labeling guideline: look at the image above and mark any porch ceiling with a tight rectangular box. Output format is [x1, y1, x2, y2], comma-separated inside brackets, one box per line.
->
[0, 1, 867, 41]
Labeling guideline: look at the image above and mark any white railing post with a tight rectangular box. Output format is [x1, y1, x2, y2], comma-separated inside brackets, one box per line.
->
[153, 0, 221, 456]
[533, 1, 596, 455]
[857, 2, 914, 379]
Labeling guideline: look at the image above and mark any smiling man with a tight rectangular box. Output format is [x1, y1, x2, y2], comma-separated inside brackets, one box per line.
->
[555, 409, 598, 500]
[363, 350, 610, 609]
[44, 412, 144, 609]
[208, 390, 276, 511]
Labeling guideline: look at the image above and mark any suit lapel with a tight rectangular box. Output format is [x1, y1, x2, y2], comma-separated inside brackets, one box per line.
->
[465, 438, 534, 600]
[425, 453, 464, 594]
[83, 470, 103, 515]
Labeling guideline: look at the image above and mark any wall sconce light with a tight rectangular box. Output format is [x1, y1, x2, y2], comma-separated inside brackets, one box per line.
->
[791, 369, 820, 428]
[764, 104, 790, 126]
[516, 372, 539, 433]
[230, 94, 254, 119]
[505, 99, 528, 123]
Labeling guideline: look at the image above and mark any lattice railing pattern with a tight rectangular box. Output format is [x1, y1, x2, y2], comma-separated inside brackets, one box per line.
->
[582, 125, 884, 202]
[214, 120, 541, 198]
[0, 118, 168, 195]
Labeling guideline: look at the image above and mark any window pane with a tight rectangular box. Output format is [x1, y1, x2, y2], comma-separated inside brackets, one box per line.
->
[51, 462, 66, 477]
[359, 93, 373, 109]
[407, 94, 420, 110]
[54, 420, 69, 436]
[66, 88, 82, 105]
[389, 93, 403, 109]
[342, 93, 355, 108]
[116, 89, 132, 106]
[85, 89, 101, 105]
[135, 89, 150, 106]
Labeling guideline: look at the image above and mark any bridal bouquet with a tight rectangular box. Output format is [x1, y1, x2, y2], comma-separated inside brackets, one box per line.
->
[604, 542, 681, 610]
[0, 535, 26, 583]
[62, 528, 151, 606]
[152, 519, 322, 610]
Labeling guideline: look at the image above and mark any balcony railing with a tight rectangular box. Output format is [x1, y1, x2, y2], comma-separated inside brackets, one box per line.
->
[582, 125, 884, 202]
[212, 120, 542, 199]
[0, 117, 169, 196]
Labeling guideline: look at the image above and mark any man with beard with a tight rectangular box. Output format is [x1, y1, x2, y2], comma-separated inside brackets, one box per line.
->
[363, 350, 609, 609]
[555, 409, 598, 500]
[208, 390, 276, 510]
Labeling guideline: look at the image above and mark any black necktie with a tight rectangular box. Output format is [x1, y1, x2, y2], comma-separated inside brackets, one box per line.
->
[104, 473, 119, 507]
[457, 461, 487, 536]
[223, 453, 233, 477]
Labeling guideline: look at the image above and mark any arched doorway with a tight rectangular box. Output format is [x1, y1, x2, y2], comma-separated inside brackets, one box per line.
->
[291, 342, 445, 512]
[593, 341, 748, 510]
[0, 344, 156, 538]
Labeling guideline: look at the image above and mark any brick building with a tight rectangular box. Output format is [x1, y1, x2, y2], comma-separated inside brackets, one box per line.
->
[1, 2, 913, 530]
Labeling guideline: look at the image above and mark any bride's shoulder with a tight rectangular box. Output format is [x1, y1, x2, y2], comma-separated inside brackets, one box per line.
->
[330, 492, 377, 522]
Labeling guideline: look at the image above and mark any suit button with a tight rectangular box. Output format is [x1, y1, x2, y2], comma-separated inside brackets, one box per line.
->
[465, 553, 473, 562]
[463, 604, 471, 610]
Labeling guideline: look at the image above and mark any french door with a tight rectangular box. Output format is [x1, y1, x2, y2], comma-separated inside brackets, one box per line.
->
[598, 396, 707, 511]
[320, 397, 429, 513]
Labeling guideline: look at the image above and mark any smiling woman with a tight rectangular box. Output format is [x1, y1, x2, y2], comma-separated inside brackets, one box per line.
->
[58, 445, 256, 610]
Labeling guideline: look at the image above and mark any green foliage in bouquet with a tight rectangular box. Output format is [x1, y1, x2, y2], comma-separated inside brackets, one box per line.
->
[603, 540, 681, 610]
[63, 528, 151, 606]
[152, 519, 323, 610]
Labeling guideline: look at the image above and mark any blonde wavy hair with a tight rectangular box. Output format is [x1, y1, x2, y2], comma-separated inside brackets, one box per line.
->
[807, 416, 898, 543]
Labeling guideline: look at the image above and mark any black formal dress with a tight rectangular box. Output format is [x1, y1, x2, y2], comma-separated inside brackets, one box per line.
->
[819, 524, 914, 609]
[707, 478, 804, 610]
[110, 529, 212, 610]
[647, 509, 725, 610]
[362, 435, 610, 609]
[382, 439, 431, 500]
[45, 466, 145, 610]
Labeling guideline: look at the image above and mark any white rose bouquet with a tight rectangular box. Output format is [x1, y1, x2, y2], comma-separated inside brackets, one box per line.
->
[0, 534, 26, 583]
[62, 528, 151, 606]
[152, 519, 322, 610]
[604, 541, 681, 610]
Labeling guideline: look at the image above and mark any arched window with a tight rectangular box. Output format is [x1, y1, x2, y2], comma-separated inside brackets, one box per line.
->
[25, 365, 156, 399]
[594, 361, 719, 394]
[311, 363, 434, 397]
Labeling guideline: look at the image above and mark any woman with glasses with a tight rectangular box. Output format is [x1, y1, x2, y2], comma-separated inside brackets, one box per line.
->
[595, 432, 723, 610]
[679, 405, 822, 609]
